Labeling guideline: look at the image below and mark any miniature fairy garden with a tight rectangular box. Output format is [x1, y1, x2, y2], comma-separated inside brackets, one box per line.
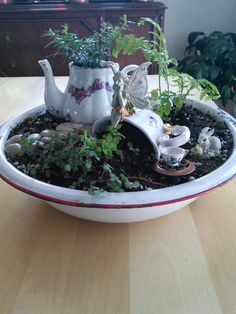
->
[5, 104, 233, 193]
[3, 17, 235, 194]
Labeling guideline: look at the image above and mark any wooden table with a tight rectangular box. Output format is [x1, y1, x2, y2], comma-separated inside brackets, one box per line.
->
[0, 77, 236, 314]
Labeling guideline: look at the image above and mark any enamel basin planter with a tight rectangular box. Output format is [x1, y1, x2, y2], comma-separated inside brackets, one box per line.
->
[0, 100, 236, 223]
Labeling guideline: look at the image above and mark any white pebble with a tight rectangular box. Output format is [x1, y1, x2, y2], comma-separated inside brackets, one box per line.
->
[5, 143, 21, 158]
[28, 133, 41, 142]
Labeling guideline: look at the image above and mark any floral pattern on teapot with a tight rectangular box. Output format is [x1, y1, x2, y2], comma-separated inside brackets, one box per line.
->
[68, 79, 113, 104]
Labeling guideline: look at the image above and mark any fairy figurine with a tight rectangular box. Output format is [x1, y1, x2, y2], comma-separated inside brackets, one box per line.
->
[101, 61, 151, 126]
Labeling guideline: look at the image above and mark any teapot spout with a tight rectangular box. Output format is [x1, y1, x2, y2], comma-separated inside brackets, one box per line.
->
[38, 59, 65, 118]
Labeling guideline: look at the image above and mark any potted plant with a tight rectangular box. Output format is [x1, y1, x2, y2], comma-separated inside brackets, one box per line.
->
[178, 31, 236, 116]
[39, 17, 129, 123]
[0, 18, 236, 223]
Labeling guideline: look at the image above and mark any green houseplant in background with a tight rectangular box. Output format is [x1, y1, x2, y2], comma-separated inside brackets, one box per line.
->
[178, 31, 236, 116]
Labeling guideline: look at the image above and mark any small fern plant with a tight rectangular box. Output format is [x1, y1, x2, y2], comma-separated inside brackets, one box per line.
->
[45, 16, 129, 68]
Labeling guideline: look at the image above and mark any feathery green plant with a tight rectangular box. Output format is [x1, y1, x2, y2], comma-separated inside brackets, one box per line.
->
[45, 16, 129, 68]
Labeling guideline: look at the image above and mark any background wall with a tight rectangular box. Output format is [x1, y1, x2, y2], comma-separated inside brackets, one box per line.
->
[163, 0, 236, 59]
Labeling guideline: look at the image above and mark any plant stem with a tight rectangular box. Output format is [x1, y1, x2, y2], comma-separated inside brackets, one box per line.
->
[158, 74, 162, 93]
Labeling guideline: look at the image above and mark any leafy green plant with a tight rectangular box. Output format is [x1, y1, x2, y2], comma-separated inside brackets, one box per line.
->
[150, 71, 220, 120]
[113, 18, 220, 120]
[178, 31, 236, 114]
[20, 127, 141, 193]
[45, 16, 129, 68]
[45, 16, 219, 118]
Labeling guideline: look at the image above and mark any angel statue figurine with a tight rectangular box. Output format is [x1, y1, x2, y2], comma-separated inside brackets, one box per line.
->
[101, 61, 151, 127]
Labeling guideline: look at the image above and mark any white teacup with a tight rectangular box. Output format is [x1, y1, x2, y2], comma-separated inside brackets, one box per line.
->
[92, 109, 191, 161]
[92, 109, 164, 156]
[161, 147, 189, 167]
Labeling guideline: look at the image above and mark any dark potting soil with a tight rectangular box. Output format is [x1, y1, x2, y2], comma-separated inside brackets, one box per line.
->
[6, 105, 234, 190]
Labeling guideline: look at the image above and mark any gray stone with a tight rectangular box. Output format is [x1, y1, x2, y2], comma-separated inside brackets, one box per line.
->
[5, 143, 21, 158]
[41, 137, 52, 143]
[40, 129, 57, 138]
[17, 164, 26, 172]
[56, 122, 84, 134]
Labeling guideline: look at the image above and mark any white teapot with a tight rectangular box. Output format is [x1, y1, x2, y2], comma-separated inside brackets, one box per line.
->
[39, 59, 114, 124]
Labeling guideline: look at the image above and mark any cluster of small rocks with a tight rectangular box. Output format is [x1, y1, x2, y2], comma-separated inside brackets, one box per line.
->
[5, 122, 91, 158]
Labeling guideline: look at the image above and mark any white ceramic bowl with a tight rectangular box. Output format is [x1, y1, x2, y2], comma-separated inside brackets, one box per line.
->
[0, 99, 236, 223]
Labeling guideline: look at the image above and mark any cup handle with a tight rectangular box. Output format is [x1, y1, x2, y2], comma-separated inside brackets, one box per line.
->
[160, 126, 190, 147]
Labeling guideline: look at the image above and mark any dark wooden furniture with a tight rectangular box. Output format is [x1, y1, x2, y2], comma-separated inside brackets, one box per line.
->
[0, 2, 166, 76]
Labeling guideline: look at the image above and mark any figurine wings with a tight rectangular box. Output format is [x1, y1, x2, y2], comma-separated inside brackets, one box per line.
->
[122, 62, 151, 109]
[101, 61, 151, 127]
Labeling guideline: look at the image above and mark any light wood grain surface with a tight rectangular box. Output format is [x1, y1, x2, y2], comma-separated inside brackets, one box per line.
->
[0, 77, 236, 314]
